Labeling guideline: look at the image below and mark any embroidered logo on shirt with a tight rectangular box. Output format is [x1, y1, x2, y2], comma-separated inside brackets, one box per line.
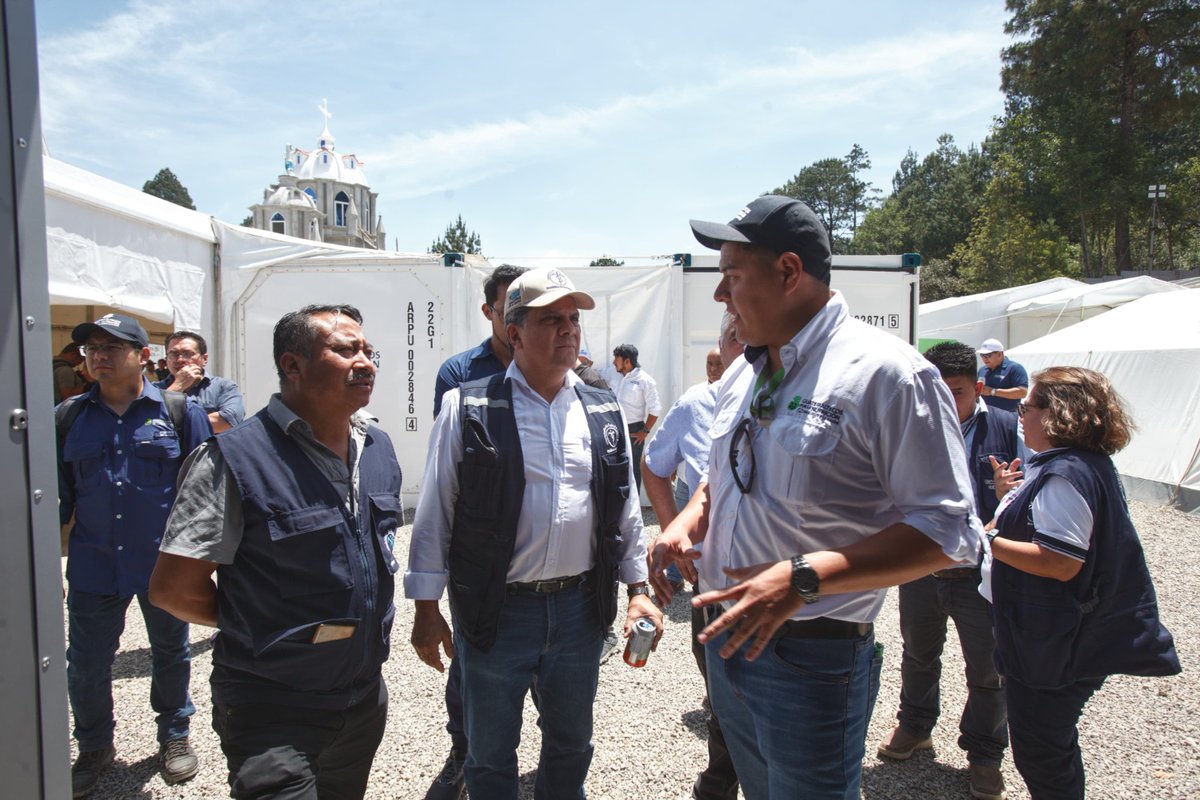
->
[603, 423, 620, 453]
[786, 396, 844, 425]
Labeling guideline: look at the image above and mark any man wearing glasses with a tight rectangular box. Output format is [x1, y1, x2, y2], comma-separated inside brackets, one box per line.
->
[156, 330, 245, 433]
[649, 196, 982, 799]
[56, 313, 212, 797]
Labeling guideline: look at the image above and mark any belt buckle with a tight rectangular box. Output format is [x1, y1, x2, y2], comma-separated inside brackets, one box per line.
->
[532, 579, 558, 593]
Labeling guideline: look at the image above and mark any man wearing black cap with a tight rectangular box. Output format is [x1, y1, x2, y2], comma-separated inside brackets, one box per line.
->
[56, 313, 212, 797]
[649, 196, 981, 799]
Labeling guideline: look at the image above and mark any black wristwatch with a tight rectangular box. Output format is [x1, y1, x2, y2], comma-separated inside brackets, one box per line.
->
[790, 555, 820, 604]
[627, 583, 651, 599]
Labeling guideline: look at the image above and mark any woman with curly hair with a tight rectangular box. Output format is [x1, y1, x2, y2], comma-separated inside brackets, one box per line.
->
[983, 366, 1179, 800]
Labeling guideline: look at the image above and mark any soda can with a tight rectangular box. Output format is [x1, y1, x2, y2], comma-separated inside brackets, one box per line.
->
[623, 618, 656, 668]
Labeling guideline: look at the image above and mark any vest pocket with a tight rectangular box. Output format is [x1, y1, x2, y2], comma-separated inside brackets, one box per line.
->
[369, 492, 402, 575]
[267, 506, 353, 598]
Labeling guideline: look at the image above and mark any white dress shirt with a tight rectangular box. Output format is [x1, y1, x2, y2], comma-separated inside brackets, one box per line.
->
[612, 366, 662, 425]
[644, 380, 718, 492]
[702, 291, 983, 622]
[404, 363, 646, 600]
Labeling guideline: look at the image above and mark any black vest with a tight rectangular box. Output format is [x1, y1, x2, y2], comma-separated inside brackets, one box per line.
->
[213, 409, 403, 708]
[966, 406, 1019, 522]
[992, 447, 1179, 689]
[449, 374, 630, 651]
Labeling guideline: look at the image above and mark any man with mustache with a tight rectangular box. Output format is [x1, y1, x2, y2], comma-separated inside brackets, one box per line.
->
[150, 304, 403, 799]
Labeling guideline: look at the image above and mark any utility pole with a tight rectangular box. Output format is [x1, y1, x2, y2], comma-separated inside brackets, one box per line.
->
[1148, 184, 1167, 271]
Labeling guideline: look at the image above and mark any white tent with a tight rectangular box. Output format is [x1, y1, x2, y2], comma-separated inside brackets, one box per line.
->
[1002, 276, 1183, 344]
[42, 157, 216, 330]
[919, 278, 1084, 349]
[1008, 289, 1200, 514]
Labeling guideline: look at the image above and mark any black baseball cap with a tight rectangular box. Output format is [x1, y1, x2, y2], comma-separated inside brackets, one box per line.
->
[690, 195, 833, 285]
[71, 313, 150, 348]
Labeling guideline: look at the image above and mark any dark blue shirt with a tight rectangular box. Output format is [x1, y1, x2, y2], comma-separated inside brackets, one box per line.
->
[57, 379, 212, 597]
[978, 356, 1029, 412]
[154, 373, 245, 427]
[432, 337, 506, 419]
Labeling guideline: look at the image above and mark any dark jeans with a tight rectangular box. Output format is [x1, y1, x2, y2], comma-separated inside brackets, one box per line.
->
[629, 422, 646, 492]
[896, 573, 1008, 764]
[66, 588, 194, 751]
[690, 602, 739, 800]
[212, 679, 389, 800]
[1006, 675, 1105, 800]
[457, 582, 602, 800]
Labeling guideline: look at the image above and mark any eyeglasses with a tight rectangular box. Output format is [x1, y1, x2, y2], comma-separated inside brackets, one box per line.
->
[729, 418, 757, 494]
[1017, 401, 1041, 417]
[166, 349, 200, 360]
[79, 342, 132, 358]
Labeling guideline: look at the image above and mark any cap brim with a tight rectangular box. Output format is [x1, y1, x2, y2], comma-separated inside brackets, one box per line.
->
[690, 219, 751, 251]
[522, 288, 596, 311]
[71, 321, 146, 346]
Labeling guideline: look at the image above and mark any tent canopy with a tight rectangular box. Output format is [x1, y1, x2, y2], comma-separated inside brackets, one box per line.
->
[42, 157, 215, 328]
[1009, 289, 1200, 514]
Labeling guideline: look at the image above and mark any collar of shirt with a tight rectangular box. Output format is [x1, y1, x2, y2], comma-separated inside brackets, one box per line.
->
[267, 393, 377, 436]
[506, 360, 582, 399]
[960, 396, 989, 437]
[469, 337, 499, 364]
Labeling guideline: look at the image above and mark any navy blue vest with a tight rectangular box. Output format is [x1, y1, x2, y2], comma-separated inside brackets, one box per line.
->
[213, 409, 403, 708]
[992, 447, 1179, 689]
[449, 374, 631, 651]
[966, 406, 1019, 523]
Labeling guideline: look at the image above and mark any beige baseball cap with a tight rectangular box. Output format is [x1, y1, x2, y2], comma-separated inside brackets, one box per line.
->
[504, 268, 596, 316]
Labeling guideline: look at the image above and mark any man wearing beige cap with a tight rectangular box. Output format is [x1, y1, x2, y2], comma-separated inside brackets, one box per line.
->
[407, 268, 662, 798]
[976, 339, 1028, 413]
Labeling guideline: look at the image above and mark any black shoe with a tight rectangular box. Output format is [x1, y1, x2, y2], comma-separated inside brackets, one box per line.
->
[424, 749, 466, 800]
[72, 745, 115, 798]
[159, 736, 199, 785]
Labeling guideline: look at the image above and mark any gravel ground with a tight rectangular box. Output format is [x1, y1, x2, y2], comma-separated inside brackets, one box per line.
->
[72, 500, 1198, 799]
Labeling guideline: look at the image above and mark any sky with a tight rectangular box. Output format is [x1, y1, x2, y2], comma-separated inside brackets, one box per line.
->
[35, 0, 1013, 268]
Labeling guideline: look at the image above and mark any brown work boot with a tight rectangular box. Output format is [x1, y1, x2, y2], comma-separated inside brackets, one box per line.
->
[968, 763, 1006, 800]
[876, 725, 933, 760]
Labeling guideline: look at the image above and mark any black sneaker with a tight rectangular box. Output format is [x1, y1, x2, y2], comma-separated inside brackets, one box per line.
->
[159, 736, 199, 785]
[71, 745, 115, 798]
[424, 749, 466, 800]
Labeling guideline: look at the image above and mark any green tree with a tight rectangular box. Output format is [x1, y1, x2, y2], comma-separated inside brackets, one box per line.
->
[142, 167, 195, 210]
[1002, 0, 1200, 272]
[589, 255, 625, 266]
[775, 144, 877, 252]
[951, 153, 1076, 291]
[852, 135, 990, 261]
[428, 214, 482, 255]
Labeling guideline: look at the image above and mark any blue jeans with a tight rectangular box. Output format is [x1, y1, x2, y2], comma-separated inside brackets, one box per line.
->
[66, 588, 194, 751]
[456, 582, 602, 800]
[664, 476, 693, 585]
[897, 573, 1008, 764]
[705, 626, 876, 800]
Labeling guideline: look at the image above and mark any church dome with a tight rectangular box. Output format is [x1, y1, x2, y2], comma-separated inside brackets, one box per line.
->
[264, 185, 319, 210]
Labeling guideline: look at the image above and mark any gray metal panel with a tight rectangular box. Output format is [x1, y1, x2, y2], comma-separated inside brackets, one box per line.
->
[0, 1, 73, 796]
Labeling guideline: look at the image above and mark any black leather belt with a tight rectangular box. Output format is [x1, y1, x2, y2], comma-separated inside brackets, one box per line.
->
[931, 566, 981, 580]
[707, 605, 871, 640]
[506, 574, 585, 594]
[778, 617, 872, 640]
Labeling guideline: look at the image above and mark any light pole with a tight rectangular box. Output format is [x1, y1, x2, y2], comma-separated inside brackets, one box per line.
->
[1148, 184, 1167, 271]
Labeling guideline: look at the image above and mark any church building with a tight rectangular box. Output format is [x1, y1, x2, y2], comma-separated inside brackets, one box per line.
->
[248, 100, 385, 249]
